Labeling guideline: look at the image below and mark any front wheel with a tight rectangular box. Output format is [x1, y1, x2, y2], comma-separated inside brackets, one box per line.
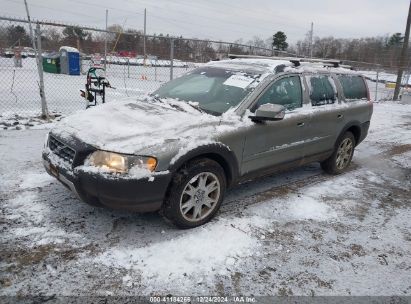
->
[321, 131, 356, 175]
[161, 159, 226, 228]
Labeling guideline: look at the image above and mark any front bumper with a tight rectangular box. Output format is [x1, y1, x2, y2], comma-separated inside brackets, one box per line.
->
[42, 151, 172, 212]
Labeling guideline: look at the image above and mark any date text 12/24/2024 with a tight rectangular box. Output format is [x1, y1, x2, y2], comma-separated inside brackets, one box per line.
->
[149, 296, 257, 303]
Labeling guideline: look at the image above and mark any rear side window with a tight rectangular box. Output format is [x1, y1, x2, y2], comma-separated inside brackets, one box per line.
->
[338, 75, 367, 100]
[307, 75, 336, 106]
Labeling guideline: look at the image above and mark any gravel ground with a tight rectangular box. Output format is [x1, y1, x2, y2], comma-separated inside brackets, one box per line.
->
[0, 102, 410, 297]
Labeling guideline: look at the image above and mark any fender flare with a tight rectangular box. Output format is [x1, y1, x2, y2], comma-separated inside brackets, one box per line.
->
[168, 143, 240, 187]
[336, 121, 362, 147]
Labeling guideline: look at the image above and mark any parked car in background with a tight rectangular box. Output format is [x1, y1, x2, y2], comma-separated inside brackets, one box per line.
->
[43, 56, 373, 228]
[2, 48, 14, 58]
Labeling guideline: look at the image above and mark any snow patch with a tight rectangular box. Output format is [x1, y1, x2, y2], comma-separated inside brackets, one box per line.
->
[95, 217, 264, 282]
[392, 151, 411, 169]
[20, 172, 54, 189]
[288, 197, 337, 221]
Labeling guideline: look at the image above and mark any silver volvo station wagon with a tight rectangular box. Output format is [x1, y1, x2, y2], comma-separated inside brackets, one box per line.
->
[43, 56, 373, 228]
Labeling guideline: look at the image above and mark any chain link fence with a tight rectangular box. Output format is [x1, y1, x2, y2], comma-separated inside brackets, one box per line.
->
[0, 16, 279, 117]
[1, 16, 410, 118]
[342, 60, 411, 102]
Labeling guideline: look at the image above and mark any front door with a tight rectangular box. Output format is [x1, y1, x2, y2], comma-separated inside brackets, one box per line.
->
[241, 75, 310, 175]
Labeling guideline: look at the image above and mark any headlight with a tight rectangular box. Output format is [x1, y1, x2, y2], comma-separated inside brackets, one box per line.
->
[87, 151, 157, 173]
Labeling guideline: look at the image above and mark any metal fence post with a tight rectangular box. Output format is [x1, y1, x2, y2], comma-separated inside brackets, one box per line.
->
[24, 1, 49, 119]
[104, 9, 108, 71]
[170, 38, 174, 81]
[375, 67, 379, 102]
[35, 23, 48, 118]
[155, 60, 157, 82]
[406, 70, 411, 90]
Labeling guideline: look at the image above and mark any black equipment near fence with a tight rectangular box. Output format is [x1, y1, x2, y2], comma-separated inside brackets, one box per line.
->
[80, 67, 114, 109]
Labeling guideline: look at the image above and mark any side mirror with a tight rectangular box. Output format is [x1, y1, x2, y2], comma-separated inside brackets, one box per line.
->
[249, 103, 285, 122]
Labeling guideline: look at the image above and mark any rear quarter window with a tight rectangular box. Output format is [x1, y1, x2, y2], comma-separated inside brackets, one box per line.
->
[338, 75, 368, 100]
[306, 75, 337, 106]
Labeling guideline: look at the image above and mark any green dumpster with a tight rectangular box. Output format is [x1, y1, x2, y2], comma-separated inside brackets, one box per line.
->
[42, 53, 60, 73]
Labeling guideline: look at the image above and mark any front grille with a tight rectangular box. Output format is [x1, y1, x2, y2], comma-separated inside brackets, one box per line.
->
[48, 135, 76, 165]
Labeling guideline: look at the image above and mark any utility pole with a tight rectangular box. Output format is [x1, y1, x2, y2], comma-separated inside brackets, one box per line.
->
[393, 0, 411, 101]
[309, 22, 314, 58]
[24, 0, 48, 119]
[143, 8, 147, 58]
[104, 9, 108, 71]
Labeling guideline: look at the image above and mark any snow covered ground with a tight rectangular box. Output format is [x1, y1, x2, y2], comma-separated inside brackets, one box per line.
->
[0, 101, 410, 297]
[360, 70, 411, 86]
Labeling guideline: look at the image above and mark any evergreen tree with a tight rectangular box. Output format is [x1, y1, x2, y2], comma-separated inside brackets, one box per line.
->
[62, 26, 88, 49]
[6, 25, 30, 46]
[387, 33, 404, 47]
[272, 31, 288, 51]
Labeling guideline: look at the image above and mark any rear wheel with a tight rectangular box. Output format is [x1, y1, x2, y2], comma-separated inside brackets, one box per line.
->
[161, 159, 226, 228]
[321, 131, 355, 175]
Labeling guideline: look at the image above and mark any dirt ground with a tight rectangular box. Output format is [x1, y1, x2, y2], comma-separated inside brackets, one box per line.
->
[0, 102, 410, 297]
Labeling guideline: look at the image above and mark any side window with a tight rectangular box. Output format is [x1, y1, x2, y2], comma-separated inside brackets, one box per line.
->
[253, 76, 302, 111]
[338, 75, 368, 100]
[308, 75, 336, 106]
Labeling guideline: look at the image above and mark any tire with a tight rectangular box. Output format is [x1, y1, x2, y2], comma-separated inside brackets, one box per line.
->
[321, 131, 356, 175]
[161, 158, 226, 229]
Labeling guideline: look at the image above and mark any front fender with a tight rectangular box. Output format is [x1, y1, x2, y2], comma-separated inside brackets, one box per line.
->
[168, 143, 240, 187]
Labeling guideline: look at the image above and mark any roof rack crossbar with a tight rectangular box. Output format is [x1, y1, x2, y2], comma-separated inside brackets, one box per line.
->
[227, 53, 343, 68]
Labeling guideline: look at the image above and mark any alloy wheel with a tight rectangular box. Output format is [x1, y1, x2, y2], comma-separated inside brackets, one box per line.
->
[179, 172, 221, 222]
[336, 138, 353, 170]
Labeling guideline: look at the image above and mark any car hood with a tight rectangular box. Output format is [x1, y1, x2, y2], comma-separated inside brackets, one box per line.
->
[52, 99, 222, 154]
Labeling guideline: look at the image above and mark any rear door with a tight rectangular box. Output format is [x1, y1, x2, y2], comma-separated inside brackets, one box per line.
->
[336, 74, 373, 128]
[302, 73, 346, 157]
[241, 74, 310, 175]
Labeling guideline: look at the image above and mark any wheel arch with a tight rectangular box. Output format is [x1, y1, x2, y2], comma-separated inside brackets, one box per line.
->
[337, 122, 362, 147]
[168, 143, 240, 187]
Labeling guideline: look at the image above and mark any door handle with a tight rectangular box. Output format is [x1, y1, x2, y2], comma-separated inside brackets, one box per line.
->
[337, 114, 344, 119]
[297, 122, 305, 127]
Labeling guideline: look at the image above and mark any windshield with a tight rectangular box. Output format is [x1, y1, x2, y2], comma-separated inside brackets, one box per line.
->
[152, 67, 258, 115]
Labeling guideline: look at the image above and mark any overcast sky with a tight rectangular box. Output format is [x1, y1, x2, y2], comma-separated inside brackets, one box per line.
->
[2, 0, 410, 44]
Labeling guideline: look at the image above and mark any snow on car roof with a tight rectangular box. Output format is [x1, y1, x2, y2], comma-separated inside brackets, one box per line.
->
[286, 63, 361, 75]
[207, 58, 359, 76]
[206, 58, 294, 74]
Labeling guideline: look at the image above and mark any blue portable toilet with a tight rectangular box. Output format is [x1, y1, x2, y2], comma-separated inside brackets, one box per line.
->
[59, 46, 80, 75]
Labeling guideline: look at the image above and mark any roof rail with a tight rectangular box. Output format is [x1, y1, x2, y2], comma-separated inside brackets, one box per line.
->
[228, 53, 299, 61]
[227, 53, 343, 68]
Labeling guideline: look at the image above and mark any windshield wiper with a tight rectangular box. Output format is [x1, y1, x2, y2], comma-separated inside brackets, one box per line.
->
[186, 102, 205, 113]
[149, 94, 163, 103]
[150, 94, 206, 114]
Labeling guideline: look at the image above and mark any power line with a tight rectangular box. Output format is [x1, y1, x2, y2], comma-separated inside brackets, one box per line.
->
[3, 0, 104, 22]
[28, 0, 236, 39]
[0, 15, 272, 52]
[60, 0, 301, 40]
[127, 0, 301, 35]
[142, 0, 308, 31]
